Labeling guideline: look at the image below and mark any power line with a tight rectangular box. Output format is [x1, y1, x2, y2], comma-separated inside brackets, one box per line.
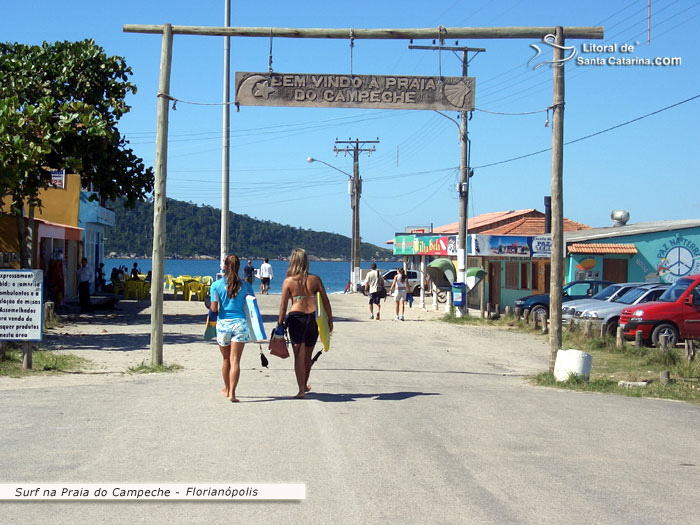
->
[473, 93, 700, 169]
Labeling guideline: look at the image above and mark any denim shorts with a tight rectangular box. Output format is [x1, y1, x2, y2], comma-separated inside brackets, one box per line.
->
[216, 317, 250, 346]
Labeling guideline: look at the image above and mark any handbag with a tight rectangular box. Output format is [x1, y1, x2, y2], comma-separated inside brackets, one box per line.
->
[269, 325, 289, 359]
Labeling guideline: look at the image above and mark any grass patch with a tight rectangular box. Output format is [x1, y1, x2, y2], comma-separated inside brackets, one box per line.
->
[440, 312, 700, 404]
[0, 344, 89, 377]
[127, 360, 183, 374]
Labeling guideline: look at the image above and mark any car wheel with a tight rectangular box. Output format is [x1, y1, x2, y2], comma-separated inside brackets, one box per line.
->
[651, 323, 679, 348]
[437, 290, 447, 303]
[530, 305, 547, 321]
[412, 286, 421, 297]
[605, 319, 618, 337]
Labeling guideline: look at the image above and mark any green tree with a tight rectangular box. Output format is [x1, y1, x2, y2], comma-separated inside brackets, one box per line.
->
[0, 40, 154, 267]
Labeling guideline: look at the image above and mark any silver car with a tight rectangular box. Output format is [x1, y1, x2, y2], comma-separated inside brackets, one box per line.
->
[573, 283, 670, 336]
[561, 282, 645, 324]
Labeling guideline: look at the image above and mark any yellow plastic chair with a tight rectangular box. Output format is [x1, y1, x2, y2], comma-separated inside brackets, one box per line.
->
[172, 278, 185, 300]
[124, 280, 143, 300]
[187, 282, 204, 301]
[163, 274, 174, 291]
[112, 278, 124, 297]
[201, 276, 213, 286]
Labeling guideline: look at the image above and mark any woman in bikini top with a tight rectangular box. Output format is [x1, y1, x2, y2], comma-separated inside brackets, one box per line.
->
[278, 248, 333, 399]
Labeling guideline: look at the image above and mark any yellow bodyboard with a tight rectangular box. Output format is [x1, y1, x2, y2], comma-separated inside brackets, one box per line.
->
[315, 292, 331, 352]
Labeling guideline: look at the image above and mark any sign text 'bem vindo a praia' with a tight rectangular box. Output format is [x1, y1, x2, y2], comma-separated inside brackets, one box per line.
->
[235, 72, 475, 111]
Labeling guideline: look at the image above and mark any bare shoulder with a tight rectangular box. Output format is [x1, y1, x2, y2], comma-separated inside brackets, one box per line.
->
[308, 274, 324, 292]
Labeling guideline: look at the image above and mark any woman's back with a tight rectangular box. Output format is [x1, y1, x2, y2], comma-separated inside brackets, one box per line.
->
[286, 274, 322, 314]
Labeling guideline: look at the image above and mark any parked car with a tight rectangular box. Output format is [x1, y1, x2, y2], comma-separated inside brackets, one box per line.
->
[561, 282, 645, 324]
[573, 283, 669, 336]
[619, 274, 700, 347]
[356, 269, 422, 296]
[514, 280, 614, 320]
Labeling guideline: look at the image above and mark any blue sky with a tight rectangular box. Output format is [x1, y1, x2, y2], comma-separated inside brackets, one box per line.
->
[2, 1, 699, 247]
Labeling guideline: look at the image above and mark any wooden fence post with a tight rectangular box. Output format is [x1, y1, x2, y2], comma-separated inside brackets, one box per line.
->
[685, 340, 696, 362]
[635, 330, 643, 350]
[514, 307, 522, 320]
[616, 326, 624, 348]
[540, 313, 548, 334]
[22, 341, 32, 370]
[660, 334, 669, 353]
[524, 309, 530, 325]
[583, 321, 592, 340]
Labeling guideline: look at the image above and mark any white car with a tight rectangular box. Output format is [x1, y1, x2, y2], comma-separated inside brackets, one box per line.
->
[573, 283, 670, 336]
[561, 282, 645, 323]
[357, 269, 421, 295]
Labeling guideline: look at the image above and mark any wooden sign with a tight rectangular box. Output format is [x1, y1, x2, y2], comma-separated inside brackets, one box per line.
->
[235, 72, 475, 111]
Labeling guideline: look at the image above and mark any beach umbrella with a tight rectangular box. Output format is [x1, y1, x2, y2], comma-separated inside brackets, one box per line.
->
[465, 267, 487, 291]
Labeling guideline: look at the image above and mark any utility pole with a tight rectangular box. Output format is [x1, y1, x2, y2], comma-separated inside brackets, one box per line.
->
[549, 26, 565, 372]
[220, 0, 231, 274]
[410, 43, 484, 316]
[334, 138, 378, 290]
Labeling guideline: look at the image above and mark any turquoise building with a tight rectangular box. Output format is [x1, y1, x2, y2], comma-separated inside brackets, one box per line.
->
[565, 218, 700, 285]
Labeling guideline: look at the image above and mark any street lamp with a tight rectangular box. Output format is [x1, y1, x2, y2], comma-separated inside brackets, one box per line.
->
[307, 156, 358, 291]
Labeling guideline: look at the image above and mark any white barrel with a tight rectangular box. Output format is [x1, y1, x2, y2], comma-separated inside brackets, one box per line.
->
[553, 349, 592, 381]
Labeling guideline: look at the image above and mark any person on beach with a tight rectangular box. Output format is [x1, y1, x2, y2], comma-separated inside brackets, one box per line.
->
[259, 257, 273, 295]
[277, 248, 333, 399]
[95, 263, 105, 292]
[76, 257, 94, 312]
[243, 260, 255, 285]
[130, 262, 140, 280]
[364, 263, 384, 320]
[389, 267, 408, 321]
[209, 254, 255, 403]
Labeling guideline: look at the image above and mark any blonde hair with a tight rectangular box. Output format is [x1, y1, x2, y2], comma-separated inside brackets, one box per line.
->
[286, 248, 309, 288]
[224, 254, 242, 297]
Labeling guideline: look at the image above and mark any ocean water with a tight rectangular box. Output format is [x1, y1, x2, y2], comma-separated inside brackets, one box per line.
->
[106, 258, 400, 294]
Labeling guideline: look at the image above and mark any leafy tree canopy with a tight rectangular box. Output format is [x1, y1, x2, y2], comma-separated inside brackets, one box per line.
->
[0, 39, 154, 267]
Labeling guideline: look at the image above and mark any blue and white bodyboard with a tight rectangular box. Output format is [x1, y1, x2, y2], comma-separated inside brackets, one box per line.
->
[244, 295, 267, 342]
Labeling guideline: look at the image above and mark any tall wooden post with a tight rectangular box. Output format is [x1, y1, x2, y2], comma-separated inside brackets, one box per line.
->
[220, 1, 231, 272]
[150, 24, 173, 366]
[548, 26, 565, 372]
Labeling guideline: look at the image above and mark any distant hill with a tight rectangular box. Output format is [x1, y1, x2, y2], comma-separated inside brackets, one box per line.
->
[105, 198, 394, 260]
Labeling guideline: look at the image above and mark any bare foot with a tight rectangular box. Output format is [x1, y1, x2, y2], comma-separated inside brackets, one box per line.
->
[305, 384, 311, 392]
[295, 392, 306, 399]
[229, 396, 239, 403]
[221, 388, 229, 397]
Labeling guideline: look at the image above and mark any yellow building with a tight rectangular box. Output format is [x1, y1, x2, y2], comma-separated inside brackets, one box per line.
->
[1, 171, 83, 302]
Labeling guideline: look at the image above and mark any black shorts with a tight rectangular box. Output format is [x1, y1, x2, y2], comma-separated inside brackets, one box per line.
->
[261, 277, 271, 285]
[286, 312, 319, 347]
[368, 292, 382, 305]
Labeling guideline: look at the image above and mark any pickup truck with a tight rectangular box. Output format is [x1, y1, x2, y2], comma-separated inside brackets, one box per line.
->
[618, 274, 700, 347]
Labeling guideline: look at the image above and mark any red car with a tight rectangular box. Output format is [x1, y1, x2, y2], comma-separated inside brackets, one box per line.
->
[619, 274, 700, 347]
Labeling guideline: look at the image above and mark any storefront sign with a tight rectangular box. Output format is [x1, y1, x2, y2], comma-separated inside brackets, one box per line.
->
[393, 234, 458, 256]
[235, 72, 475, 111]
[473, 235, 530, 257]
[49, 170, 65, 189]
[0, 270, 44, 341]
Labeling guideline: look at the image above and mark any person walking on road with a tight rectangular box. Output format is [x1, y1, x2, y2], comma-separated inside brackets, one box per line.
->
[364, 263, 384, 320]
[277, 248, 333, 399]
[210, 254, 255, 403]
[243, 260, 255, 285]
[76, 257, 94, 312]
[259, 258, 273, 295]
[389, 267, 408, 321]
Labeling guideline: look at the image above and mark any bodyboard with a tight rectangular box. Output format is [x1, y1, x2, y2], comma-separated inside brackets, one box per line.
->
[203, 312, 217, 341]
[244, 295, 267, 342]
[315, 291, 331, 352]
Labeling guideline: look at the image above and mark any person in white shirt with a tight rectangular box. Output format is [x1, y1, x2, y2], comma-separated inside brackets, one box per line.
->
[259, 258, 274, 295]
[76, 257, 94, 312]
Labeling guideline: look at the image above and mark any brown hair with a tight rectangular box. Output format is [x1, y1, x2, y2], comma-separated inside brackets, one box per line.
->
[286, 248, 309, 289]
[224, 254, 242, 297]
[398, 267, 407, 283]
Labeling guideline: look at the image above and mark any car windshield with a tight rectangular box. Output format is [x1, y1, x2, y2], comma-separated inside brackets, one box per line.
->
[658, 278, 692, 302]
[615, 287, 647, 305]
[593, 284, 622, 301]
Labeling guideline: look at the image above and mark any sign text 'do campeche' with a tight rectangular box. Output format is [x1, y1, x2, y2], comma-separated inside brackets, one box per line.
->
[235, 72, 475, 111]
